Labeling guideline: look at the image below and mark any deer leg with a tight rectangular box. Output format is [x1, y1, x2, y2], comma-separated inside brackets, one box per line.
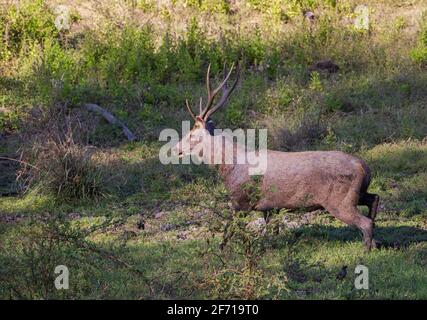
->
[263, 211, 271, 223]
[326, 204, 375, 251]
[358, 193, 380, 221]
[368, 193, 379, 221]
[263, 208, 279, 224]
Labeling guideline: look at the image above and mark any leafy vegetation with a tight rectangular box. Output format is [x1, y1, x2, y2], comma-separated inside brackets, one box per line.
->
[0, 0, 426, 299]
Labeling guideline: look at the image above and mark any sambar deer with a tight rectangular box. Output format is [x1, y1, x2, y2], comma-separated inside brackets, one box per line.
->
[172, 64, 380, 250]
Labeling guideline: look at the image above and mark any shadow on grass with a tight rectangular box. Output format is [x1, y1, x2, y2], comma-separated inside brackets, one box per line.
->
[0, 151, 222, 216]
[293, 224, 427, 249]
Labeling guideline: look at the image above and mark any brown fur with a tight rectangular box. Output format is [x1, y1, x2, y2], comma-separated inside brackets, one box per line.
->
[217, 148, 379, 250]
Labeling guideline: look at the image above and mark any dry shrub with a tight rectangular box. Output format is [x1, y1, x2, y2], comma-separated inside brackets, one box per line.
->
[268, 118, 326, 151]
[196, 211, 289, 299]
[17, 104, 106, 200]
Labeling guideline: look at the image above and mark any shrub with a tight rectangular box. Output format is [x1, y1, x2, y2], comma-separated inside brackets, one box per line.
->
[269, 118, 326, 151]
[17, 105, 106, 200]
[198, 210, 289, 299]
[0, 213, 139, 299]
[410, 46, 427, 65]
[0, 0, 59, 58]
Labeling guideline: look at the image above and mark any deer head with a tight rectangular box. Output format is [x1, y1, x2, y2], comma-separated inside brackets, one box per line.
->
[172, 63, 240, 160]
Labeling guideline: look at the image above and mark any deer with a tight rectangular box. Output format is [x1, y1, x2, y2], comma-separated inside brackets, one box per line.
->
[172, 64, 380, 250]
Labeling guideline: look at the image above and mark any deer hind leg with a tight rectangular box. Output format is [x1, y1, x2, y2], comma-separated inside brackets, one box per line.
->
[326, 204, 375, 251]
[358, 193, 380, 221]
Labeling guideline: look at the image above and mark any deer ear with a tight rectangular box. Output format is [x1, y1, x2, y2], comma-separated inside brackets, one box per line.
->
[205, 119, 216, 136]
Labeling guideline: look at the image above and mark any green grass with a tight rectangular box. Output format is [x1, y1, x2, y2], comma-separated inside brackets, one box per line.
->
[1, 139, 426, 299]
[1, 0, 427, 299]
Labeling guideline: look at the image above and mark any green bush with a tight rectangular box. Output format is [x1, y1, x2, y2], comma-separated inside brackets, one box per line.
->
[410, 15, 427, 65]
[0, 0, 59, 58]
[410, 46, 427, 65]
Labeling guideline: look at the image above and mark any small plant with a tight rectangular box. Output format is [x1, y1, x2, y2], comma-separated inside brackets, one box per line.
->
[410, 13, 427, 65]
[309, 71, 323, 91]
[241, 176, 263, 208]
[323, 126, 338, 147]
[198, 210, 288, 299]
[324, 93, 344, 112]
[410, 46, 427, 65]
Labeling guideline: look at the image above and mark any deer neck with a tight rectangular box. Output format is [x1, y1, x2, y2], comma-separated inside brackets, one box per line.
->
[204, 134, 246, 177]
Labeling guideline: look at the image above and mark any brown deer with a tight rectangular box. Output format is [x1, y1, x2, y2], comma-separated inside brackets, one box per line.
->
[172, 64, 380, 250]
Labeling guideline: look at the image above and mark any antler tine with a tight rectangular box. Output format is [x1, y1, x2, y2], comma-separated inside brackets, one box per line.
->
[199, 63, 213, 117]
[200, 63, 235, 118]
[206, 63, 212, 101]
[210, 63, 235, 99]
[199, 97, 203, 114]
[204, 64, 240, 120]
[185, 99, 197, 121]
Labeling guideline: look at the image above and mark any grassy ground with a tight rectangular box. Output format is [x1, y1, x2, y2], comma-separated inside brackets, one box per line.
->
[1, 0, 427, 299]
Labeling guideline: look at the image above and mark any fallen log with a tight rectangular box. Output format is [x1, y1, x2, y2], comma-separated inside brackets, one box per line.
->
[83, 103, 137, 141]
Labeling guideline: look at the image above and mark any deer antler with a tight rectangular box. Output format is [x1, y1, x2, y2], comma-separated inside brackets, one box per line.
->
[200, 63, 239, 120]
[204, 64, 240, 120]
[185, 99, 197, 121]
[184, 63, 240, 121]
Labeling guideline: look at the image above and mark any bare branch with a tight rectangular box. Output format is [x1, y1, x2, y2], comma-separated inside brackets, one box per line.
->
[83, 103, 137, 141]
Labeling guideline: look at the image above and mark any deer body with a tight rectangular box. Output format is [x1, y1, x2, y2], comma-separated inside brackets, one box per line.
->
[173, 64, 379, 250]
[220, 150, 369, 212]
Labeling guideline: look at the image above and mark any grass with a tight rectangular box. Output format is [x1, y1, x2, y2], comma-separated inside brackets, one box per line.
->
[0, 0, 427, 299]
[1, 139, 425, 299]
